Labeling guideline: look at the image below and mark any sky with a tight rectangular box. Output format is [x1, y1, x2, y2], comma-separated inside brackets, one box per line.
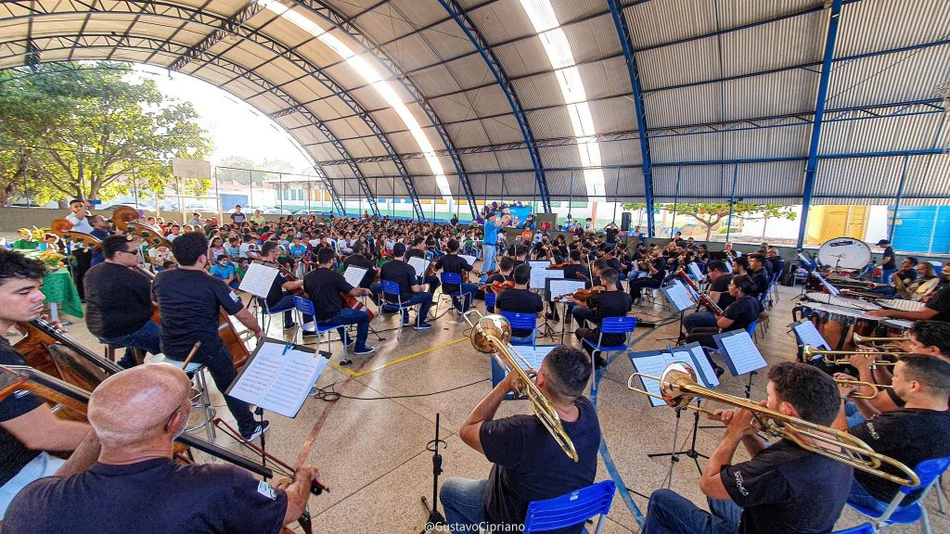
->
[133, 64, 314, 172]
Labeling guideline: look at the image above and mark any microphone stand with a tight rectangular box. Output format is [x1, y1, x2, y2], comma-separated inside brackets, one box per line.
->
[420, 413, 447, 533]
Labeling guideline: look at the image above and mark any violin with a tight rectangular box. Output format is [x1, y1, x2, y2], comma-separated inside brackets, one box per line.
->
[557, 285, 606, 302]
[478, 280, 515, 293]
[262, 260, 376, 321]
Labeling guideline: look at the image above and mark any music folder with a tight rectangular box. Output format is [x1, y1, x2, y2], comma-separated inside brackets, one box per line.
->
[629, 346, 716, 407]
[227, 338, 329, 418]
[713, 330, 768, 377]
[790, 320, 831, 352]
[661, 282, 696, 313]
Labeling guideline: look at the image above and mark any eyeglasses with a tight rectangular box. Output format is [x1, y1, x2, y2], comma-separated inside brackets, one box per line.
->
[117, 249, 138, 256]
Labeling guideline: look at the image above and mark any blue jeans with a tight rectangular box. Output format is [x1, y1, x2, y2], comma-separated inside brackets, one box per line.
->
[317, 307, 370, 349]
[879, 268, 896, 285]
[0, 452, 65, 518]
[844, 400, 866, 427]
[572, 306, 597, 329]
[174, 346, 257, 436]
[448, 283, 478, 312]
[403, 292, 433, 324]
[97, 320, 161, 367]
[642, 489, 741, 534]
[483, 243, 498, 272]
[685, 311, 718, 332]
[263, 294, 297, 327]
[848, 479, 891, 514]
[510, 328, 537, 347]
[440, 477, 487, 533]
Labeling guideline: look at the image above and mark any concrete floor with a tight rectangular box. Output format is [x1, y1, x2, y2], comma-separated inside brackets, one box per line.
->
[17, 261, 950, 533]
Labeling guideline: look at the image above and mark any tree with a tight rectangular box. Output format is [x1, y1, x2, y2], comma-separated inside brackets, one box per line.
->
[215, 155, 264, 186]
[750, 203, 798, 238]
[620, 202, 647, 225]
[0, 62, 211, 204]
[673, 202, 758, 241]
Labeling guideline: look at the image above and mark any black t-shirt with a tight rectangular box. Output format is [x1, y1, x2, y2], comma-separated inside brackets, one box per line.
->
[435, 254, 472, 293]
[604, 228, 618, 244]
[380, 259, 416, 301]
[4, 458, 287, 534]
[495, 289, 543, 337]
[709, 274, 735, 310]
[151, 269, 244, 360]
[582, 290, 632, 346]
[720, 439, 852, 534]
[264, 272, 289, 308]
[723, 295, 762, 332]
[750, 269, 770, 297]
[84, 263, 153, 339]
[882, 246, 896, 269]
[481, 397, 601, 534]
[850, 409, 950, 503]
[344, 255, 376, 288]
[0, 339, 43, 487]
[303, 268, 352, 321]
[769, 256, 786, 277]
[230, 212, 247, 225]
[562, 264, 588, 285]
[925, 286, 950, 322]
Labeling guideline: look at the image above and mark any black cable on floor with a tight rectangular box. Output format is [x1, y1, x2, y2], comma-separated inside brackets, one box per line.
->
[312, 378, 490, 403]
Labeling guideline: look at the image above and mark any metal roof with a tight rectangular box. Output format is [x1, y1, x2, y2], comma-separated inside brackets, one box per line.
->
[1, 0, 948, 212]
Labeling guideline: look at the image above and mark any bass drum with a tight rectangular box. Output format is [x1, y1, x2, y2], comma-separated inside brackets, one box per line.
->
[817, 237, 871, 271]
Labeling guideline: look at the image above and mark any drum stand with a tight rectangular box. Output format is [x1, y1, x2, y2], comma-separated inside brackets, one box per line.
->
[420, 414, 447, 533]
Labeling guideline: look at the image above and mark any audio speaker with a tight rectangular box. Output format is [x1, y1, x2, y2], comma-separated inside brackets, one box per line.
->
[621, 212, 632, 232]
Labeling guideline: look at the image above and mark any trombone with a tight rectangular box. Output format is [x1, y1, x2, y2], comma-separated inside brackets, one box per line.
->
[627, 362, 919, 486]
[834, 379, 893, 400]
[462, 310, 579, 462]
[802, 345, 900, 367]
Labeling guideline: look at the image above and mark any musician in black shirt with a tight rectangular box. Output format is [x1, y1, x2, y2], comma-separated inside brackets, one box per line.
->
[746, 254, 770, 298]
[434, 239, 478, 313]
[84, 235, 159, 367]
[258, 242, 305, 329]
[561, 250, 589, 285]
[629, 256, 665, 304]
[379, 243, 433, 329]
[643, 363, 851, 534]
[766, 247, 784, 279]
[343, 242, 378, 289]
[683, 261, 733, 332]
[686, 276, 765, 375]
[868, 283, 950, 323]
[304, 248, 375, 356]
[568, 269, 631, 368]
[408, 237, 440, 295]
[494, 264, 543, 345]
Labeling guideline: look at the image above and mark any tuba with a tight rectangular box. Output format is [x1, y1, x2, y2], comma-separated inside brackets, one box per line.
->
[464, 311, 578, 462]
[628, 362, 919, 486]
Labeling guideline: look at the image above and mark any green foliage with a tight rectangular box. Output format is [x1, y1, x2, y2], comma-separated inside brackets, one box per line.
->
[0, 62, 211, 204]
[620, 202, 646, 211]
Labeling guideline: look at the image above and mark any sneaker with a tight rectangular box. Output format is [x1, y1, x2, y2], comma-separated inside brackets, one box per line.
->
[242, 420, 270, 441]
[414, 322, 432, 330]
[283, 322, 297, 330]
[354, 345, 376, 355]
[343, 336, 356, 347]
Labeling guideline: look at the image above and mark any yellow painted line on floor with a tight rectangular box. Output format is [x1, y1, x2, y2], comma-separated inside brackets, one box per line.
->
[352, 336, 468, 377]
[327, 360, 360, 377]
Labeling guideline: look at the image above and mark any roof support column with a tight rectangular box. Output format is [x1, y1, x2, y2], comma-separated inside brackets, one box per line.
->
[797, 0, 843, 248]
[607, 0, 656, 237]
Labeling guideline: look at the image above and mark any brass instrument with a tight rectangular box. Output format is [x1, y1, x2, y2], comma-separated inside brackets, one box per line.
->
[834, 379, 893, 400]
[802, 345, 900, 367]
[627, 362, 919, 486]
[462, 311, 579, 462]
[852, 333, 907, 350]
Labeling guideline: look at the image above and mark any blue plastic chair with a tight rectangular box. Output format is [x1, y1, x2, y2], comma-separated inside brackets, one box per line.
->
[256, 296, 295, 333]
[500, 311, 538, 347]
[523, 480, 615, 534]
[746, 319, 760, 343]
[582, 316, 638, 372]
[846, 456, 950, 534]
[378, 280, 420, 338]
[434, 271, 473, 317]
[485, 290, 496, 312]
[832, 524, 874, 534]
[293, 296, 350, 363]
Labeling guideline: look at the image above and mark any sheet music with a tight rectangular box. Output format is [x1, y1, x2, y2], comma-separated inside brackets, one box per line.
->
[662, 282, 696, 313]
[688, 262, 704, 281]
[548, 279, 586, 301]
[459, 254, 476, 267]
[879, 299, 925, 312]
[714, 331, 767, 376]
[546, 269, 564, 281]
[791, 320, 831, 351]
[812, 272, 841, 297]
[227, 340, 328, 418]
[628, 352, 677, 407]
[674, 342, 720, 388]
[408, 256, 429, 278]
[509, 345, 558, 371]
[239, 262, 280, 299]
[343, 265, 368, 288]
[528, 260, 550, 290]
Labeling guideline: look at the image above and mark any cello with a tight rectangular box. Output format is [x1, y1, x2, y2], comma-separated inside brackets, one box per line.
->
[261, 260, 376, 321]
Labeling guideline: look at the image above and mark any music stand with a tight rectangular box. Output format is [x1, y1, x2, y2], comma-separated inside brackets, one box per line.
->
[545, 279, 585, 342]
[713, 330, 768, 399]
[659, 281, 697, 345]
[790, 319, 831, 363]
[630, 345, 720, 481]
[420, 414, 447, 533]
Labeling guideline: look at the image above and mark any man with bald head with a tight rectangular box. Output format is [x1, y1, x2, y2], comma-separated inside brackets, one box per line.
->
[3, 364, 323, 533]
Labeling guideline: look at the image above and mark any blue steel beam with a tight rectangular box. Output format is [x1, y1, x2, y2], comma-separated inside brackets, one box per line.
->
[608, 0, 655, 237]
[437, 0, 551, 213]
[0, 32, 354, 216]
[288, 0, 480, 221]
[798, 0, 843, 248]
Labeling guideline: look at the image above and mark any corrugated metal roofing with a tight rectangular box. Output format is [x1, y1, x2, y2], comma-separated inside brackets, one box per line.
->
[1, 0, 948, 209]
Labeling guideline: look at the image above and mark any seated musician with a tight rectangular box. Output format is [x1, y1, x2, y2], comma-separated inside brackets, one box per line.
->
[408, 237, 440, 295]
[683, 261, 734, 332]
[868, 282, 950, 322]
[643, 362, 851, 534]
[3, 364, 322, 533]
[151, 232, 267, 441]
[766, 246, 784, 278]
[476, 256, 514, 303]
[494, 264, 543, 345]
[84, 235, 160, 367]
[303, 248, 375, 356]
[258, 241, 305, 329]
[833, 355, 950, 514]
[439, 345, 600, 534]
[434, 239, 478, 313]
[870, 257, 918, 297]
[343, 242, 378, 291]
[567, 268, 631, 369]
[686, 276, 765, 376]
[629, 254, 666, 305]
[89, 215, 111, 267]
[746, 253, 770, 297]
[0, 250, 99, 518]
[379, 243, 433, 330]
[837, 320, 950, 420]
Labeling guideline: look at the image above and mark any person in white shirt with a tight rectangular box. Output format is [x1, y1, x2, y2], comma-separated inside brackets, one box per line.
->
[238, 235, 259, 259]
[64, 199, 94, 234]
[65, 198, 95, 298]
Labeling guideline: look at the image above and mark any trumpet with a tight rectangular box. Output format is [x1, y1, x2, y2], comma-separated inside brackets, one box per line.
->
[852, 334, 907, 349]
[834, 379, 893, 400]
[802, 345, 900, 367]
[462, 310, 579, 462]
[627, 362, 919, 486]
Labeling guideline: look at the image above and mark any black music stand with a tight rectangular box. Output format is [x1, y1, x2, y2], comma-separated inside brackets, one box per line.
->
[657, 282, 697, 346]
[545, 278, 585, 342]
[420, 414, 447, 533]
[713, 330, 768, 399]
